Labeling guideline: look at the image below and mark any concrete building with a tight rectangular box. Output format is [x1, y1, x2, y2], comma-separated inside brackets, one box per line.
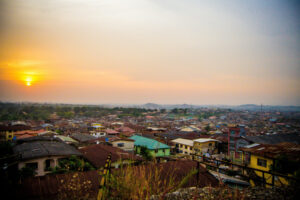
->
[129, 135, 170, 157]
[227, 124, 249, 160]
[111, 138, 135, 151]
[240, 142, 300, 187]
[13, 140, 82, 176]
[171, 138, 194, 155]
[193, 138, 219, 156]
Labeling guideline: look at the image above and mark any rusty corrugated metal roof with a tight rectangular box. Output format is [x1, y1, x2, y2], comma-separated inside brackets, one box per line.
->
[79, 144, 141, 168]
[240, 142, 300, 160]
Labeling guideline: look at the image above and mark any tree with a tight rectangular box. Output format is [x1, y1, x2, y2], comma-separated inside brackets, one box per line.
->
[52, 156, 94, 174]
[19, 166, 37, 178]
[205, 125, 210, 132]
[171, 108, 178, 114]
[0, 142, 13, 157]
[140, 146, 153, 161]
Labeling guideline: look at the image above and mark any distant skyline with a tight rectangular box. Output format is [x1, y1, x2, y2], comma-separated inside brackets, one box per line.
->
[1, 0, 299, 106]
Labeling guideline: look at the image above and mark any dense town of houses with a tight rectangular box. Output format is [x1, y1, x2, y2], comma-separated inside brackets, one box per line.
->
[0, 107, 299, 199]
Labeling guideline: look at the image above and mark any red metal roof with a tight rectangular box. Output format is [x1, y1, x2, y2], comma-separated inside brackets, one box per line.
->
[79, 144, 141, 168]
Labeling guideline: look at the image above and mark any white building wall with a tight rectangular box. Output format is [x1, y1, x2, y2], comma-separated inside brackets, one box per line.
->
[112, 140, 134, 151]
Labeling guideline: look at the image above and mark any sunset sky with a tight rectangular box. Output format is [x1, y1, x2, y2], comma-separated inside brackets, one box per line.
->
[0, 0, 299, 105]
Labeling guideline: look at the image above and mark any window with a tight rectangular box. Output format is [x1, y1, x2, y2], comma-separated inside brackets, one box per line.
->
[190, 147, 193, 150]
[117, 143, 124, 147]
[45, 159, 54, 171]
[180, 144, 183, 148]
[209, 143, 212, 147]
[257, 158, 267, 167]
[155, 149, 158, 153]
[26, 162, 38, 170]
[185, 145, 187, 149]
[162, 149, 165, 153]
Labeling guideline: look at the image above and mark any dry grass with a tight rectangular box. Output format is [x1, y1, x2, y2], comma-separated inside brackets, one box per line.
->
[106, 163, 197, 200]
[57, 173, 93, 200]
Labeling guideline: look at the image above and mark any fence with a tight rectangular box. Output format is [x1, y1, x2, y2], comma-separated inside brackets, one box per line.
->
[193, 154, 299, 187]
[97, 153, 112, 200]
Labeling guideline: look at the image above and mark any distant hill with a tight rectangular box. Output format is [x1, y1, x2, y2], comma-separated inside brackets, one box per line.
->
[1, 101, 300, 112]
[142, 103, 162, 109]
[234, 104, 300, 112]
[137, 103, 300, 112]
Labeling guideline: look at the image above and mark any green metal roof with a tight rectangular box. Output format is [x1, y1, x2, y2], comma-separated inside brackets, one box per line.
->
[129, 135, 170, 150]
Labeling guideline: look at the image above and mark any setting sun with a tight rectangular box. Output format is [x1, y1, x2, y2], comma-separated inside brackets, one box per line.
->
[23, 73, 36, 87]
[26, 80, 32, 86]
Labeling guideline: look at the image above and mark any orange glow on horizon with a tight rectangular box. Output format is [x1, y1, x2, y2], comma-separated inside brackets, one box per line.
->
[22, 72, 37, 87]
[24, 76, 33, 86]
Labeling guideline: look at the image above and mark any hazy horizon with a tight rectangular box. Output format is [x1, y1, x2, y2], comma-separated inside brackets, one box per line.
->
[1, 0, 299, 106]
[1, 100, 300, 108]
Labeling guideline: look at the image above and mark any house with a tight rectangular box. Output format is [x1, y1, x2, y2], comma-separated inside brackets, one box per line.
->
[227, 124, 249, 160]
[0, 130, 15, 141]
[105, 128, 119, 135]
[13, 139, 82, 176]
[146, 127, 166, 132]
[14, 129, 47, 139]
[55, 135, 78, 144]
[89, 123, 106, 138]
[117, 127, 135, 137]
[193, 138, 219, 156]
[240, 142, 300, 187]
[129, 135, 170, 157]
[171, 138, 194, 155]
[0, 124, 31, 141]
[71, 133, 96, 144]
[245, 133, 300, 145]
[41, 123, 53, 131]
[79, 144, 141, 169]
[111, 138, 134, 151]
[179, 126, 200, 133]
[37, 130, 58, 136]
[90, 123, 105, 131]
[90, 132, 106, 138]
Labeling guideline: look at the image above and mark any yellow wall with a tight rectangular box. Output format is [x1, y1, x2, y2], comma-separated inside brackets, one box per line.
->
[248, 154, 289, 187]
[177, 144, 194, 155]
[6, 131, 14, 141]
[193, 141, 217, 155]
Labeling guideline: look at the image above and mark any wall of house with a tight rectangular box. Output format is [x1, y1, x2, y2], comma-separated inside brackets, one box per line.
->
[248, 154, 289, 187]
[6, 131, 14, 141]
[194, 141, 217, 155]
[0, 131, 14, 141]
[18, 156, 65, 176]
[91, 132, 106, 138]
[135, 146, 170, 157]
[112, 140, 134, 151]
[150, 148, 170, 157]
[175, 143, 194, 155]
